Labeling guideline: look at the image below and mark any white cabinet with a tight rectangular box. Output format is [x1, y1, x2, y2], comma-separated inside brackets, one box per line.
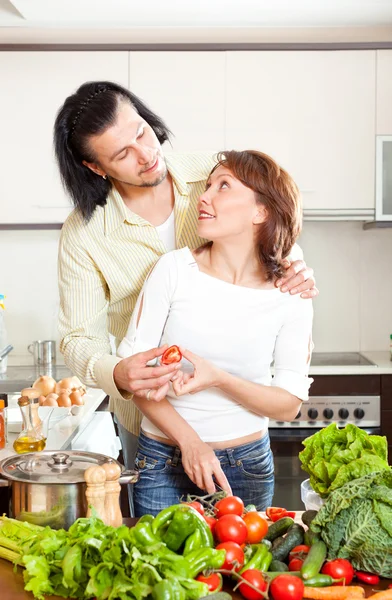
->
[128, 52, 226, 152]
[0, 52, 128, 224]
[376, 50, 392, 134]
[226, 51, 376, 214]
[375, 136, 392, 220]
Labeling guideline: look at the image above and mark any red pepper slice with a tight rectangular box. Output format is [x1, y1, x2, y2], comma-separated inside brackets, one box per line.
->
[355, 571, 380, 585]
[265, 507, 295, 522]
[161, 345, 182, 365]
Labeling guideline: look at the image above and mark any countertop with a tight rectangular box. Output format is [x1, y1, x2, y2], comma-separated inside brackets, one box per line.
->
[308, 351, 392, 375]
[0, 517, 390, 600]
[0, 387, 107, 461]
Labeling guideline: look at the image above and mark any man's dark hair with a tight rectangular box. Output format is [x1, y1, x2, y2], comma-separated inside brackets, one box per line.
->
[54, 81, 172, 221]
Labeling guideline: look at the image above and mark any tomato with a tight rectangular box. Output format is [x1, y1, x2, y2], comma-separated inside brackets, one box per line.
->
[265, 507, 295, 522]
[186, 501, 204, 516]
[196, 573, 223, 592]
[215, 514, 248, 545]
[204, 515, 217, 535]
[161, 345, 182, 365]
[288, 558, 304, 572]
[215, 541, 245, 571]
[243, 512, 269, 544]
[289, 545, 310, 561]
[215, 495, 245, 518]
[269, 574, 304, 600]
[238, 569, 268, 600]
[321, 559, 355, 586]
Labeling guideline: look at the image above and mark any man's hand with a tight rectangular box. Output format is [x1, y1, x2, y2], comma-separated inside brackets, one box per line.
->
[276, 259, 318, 299]
[113, 345, 181, 401]
[180, 437, 232, 495]
[172, 348, 222, 396]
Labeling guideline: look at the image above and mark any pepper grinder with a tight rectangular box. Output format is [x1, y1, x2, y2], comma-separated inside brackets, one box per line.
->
[84, 465, 107, 522]
[102, 462, 123, 527]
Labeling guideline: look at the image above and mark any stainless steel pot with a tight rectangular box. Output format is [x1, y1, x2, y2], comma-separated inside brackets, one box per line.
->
[0, 450, 138, 529]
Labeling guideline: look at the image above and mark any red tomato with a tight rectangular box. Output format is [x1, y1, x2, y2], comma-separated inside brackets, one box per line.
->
[243, 512, 269, 544]
[265, 507, 295, 522]
[161, 345, 182, 365]
[204, 515, 217, 535]
[321, 559, 355, 586]
[238, 569, 268, 600]
[288, 558, 304, 572]
[186, 501, 204, 516]
[216, 541, 245, 571]
[215, 514, 248, 545]
[289, 545, 310, 561]
[215, 496, 245, 518]
[196, 573, 223, 592]
[269, 575, 304, 600]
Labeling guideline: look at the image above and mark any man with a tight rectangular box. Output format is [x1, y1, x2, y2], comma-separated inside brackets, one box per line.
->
[55, 81, 318, 507]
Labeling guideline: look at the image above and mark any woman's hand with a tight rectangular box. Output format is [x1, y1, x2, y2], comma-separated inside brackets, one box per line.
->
[172, 348, 223, 396]
[276, 259, 318, 299]
[180, 437, 232, 495]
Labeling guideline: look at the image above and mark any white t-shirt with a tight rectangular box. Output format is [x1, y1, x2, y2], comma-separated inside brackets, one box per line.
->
[117, 247, 313, 442]
[156, 210, 176, 252]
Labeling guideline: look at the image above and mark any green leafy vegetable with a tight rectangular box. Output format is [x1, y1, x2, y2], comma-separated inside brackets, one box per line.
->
[299, 423, 389, 496]
[311, 468, 392, 577]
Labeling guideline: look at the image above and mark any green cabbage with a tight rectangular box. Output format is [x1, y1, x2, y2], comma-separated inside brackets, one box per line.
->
[299, 423, 389, 497]
[311, 469, 392, 577]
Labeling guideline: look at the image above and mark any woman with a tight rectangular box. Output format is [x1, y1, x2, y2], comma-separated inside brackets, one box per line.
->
[117, 150, 313, 516]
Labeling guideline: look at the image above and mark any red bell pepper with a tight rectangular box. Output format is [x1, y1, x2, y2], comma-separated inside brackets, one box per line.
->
[266, 507, 296, 522]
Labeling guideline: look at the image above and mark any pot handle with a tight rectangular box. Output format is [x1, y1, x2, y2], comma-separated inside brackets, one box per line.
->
[0, 475, 10, 487]
[119, 469, 139, 485]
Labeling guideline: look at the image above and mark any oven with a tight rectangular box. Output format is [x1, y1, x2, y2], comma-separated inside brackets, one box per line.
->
[268, 353, 381, 509]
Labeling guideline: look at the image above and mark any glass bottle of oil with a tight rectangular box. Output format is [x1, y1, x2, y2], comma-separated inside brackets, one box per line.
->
[13, 396, 46, 453]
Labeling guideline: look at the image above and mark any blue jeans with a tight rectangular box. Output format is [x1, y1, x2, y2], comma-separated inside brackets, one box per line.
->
[133, 431, 275, 517]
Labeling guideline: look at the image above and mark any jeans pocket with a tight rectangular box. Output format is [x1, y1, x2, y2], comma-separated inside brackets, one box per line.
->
[238, 448, 275, 480]
[135, 451, 170, 474]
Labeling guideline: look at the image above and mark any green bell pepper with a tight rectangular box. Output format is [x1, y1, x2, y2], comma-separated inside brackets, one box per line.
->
[163, 506, 196, 551]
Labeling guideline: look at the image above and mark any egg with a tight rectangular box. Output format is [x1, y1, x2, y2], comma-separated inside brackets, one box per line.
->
[45, 393, 59, 402]
[69, 390, 84, 406]
[38, 395, 46, 406]
[43, 397, 58, 407]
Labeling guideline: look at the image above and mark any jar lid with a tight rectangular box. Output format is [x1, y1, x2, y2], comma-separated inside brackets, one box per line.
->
[0, 450, 122, 484]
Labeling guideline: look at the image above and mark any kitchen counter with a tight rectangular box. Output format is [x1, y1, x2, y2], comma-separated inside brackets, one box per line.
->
[0, 387, 110, 462]
[309, 351, 392, 375]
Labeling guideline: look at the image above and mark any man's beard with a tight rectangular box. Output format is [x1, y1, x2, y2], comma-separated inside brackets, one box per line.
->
[115, 160, 168, 189]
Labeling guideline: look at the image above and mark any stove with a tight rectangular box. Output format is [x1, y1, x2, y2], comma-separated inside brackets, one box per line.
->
[310, 352, 376, 367]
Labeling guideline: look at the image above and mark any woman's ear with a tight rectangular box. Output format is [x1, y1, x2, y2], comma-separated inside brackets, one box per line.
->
[253, 206, 268, 225]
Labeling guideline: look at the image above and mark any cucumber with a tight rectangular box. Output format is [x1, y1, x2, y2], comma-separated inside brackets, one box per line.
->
[271, 523, 305, 562]
[304, 529, 320, 546]
[301, 509, 318, 528]
[269, 559, 289, 572]
[300, 540, 327, 580]
[264, 517, 294, 541]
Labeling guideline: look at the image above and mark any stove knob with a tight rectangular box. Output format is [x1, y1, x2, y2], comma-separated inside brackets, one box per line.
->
[323, 408, 334, 420]
[295, 410, 302, 419]
[308, 408, 318, 420]
[354, 408, 365, 420]
[338, 408, 349, 420]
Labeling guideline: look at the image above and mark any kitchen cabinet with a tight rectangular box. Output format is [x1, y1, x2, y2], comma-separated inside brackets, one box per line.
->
[376, 50, 392, 134]
[226, 51, 376, 214]
[128, 52, 226, 152]
[0, 52, 128, 224]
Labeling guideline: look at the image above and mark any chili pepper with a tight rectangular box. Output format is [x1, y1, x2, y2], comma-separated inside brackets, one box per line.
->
[133, 521, 162, 547]
[185, 547, 226, 578]
[240, 543, 270, 574]
[152, 504, 213, 548]
[304, 575, 344, 587]
[163, 507, 196, 551]
[183, 528, 202, 556]
[138, 514, 154, 524]
[355, 571, 380, 585]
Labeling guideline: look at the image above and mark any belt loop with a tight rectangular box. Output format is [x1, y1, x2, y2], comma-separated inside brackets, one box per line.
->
[226, 448, 236, 467]
[171, 446, 181, 467]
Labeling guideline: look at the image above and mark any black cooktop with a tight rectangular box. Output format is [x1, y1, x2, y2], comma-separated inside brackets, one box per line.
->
[310, 352, 376, 367]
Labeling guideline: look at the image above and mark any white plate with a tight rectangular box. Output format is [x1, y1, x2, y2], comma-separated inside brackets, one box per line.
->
[6, 406, 71, 433]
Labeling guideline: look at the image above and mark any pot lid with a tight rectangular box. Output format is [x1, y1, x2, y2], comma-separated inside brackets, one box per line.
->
[0, 451, 122, 484]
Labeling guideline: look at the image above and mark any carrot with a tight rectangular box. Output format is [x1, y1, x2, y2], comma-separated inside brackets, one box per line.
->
[367, 592, 392, 600]
[303, 586, 365, 600]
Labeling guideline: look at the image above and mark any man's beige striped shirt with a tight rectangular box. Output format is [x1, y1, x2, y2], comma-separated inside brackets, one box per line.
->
[58, 152, 216, 435]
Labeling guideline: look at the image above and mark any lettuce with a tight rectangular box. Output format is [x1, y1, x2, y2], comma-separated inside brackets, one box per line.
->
[311, 469, 392, 577]
[299, 423, 389, 497]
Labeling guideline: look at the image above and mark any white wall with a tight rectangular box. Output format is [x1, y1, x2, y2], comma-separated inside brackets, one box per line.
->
[1, 221, 392, 364]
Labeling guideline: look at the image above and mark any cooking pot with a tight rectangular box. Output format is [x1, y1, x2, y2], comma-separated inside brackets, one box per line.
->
[0, 450, 138, 529]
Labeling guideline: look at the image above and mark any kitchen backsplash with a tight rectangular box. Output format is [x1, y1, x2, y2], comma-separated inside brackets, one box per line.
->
[1, 221, 392, 363]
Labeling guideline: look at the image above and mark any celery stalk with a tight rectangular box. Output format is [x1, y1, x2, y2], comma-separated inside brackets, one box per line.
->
[0, 545, 23, 566]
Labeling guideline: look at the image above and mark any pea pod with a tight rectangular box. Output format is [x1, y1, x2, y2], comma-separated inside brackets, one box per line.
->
[300, 540, 327, 580]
